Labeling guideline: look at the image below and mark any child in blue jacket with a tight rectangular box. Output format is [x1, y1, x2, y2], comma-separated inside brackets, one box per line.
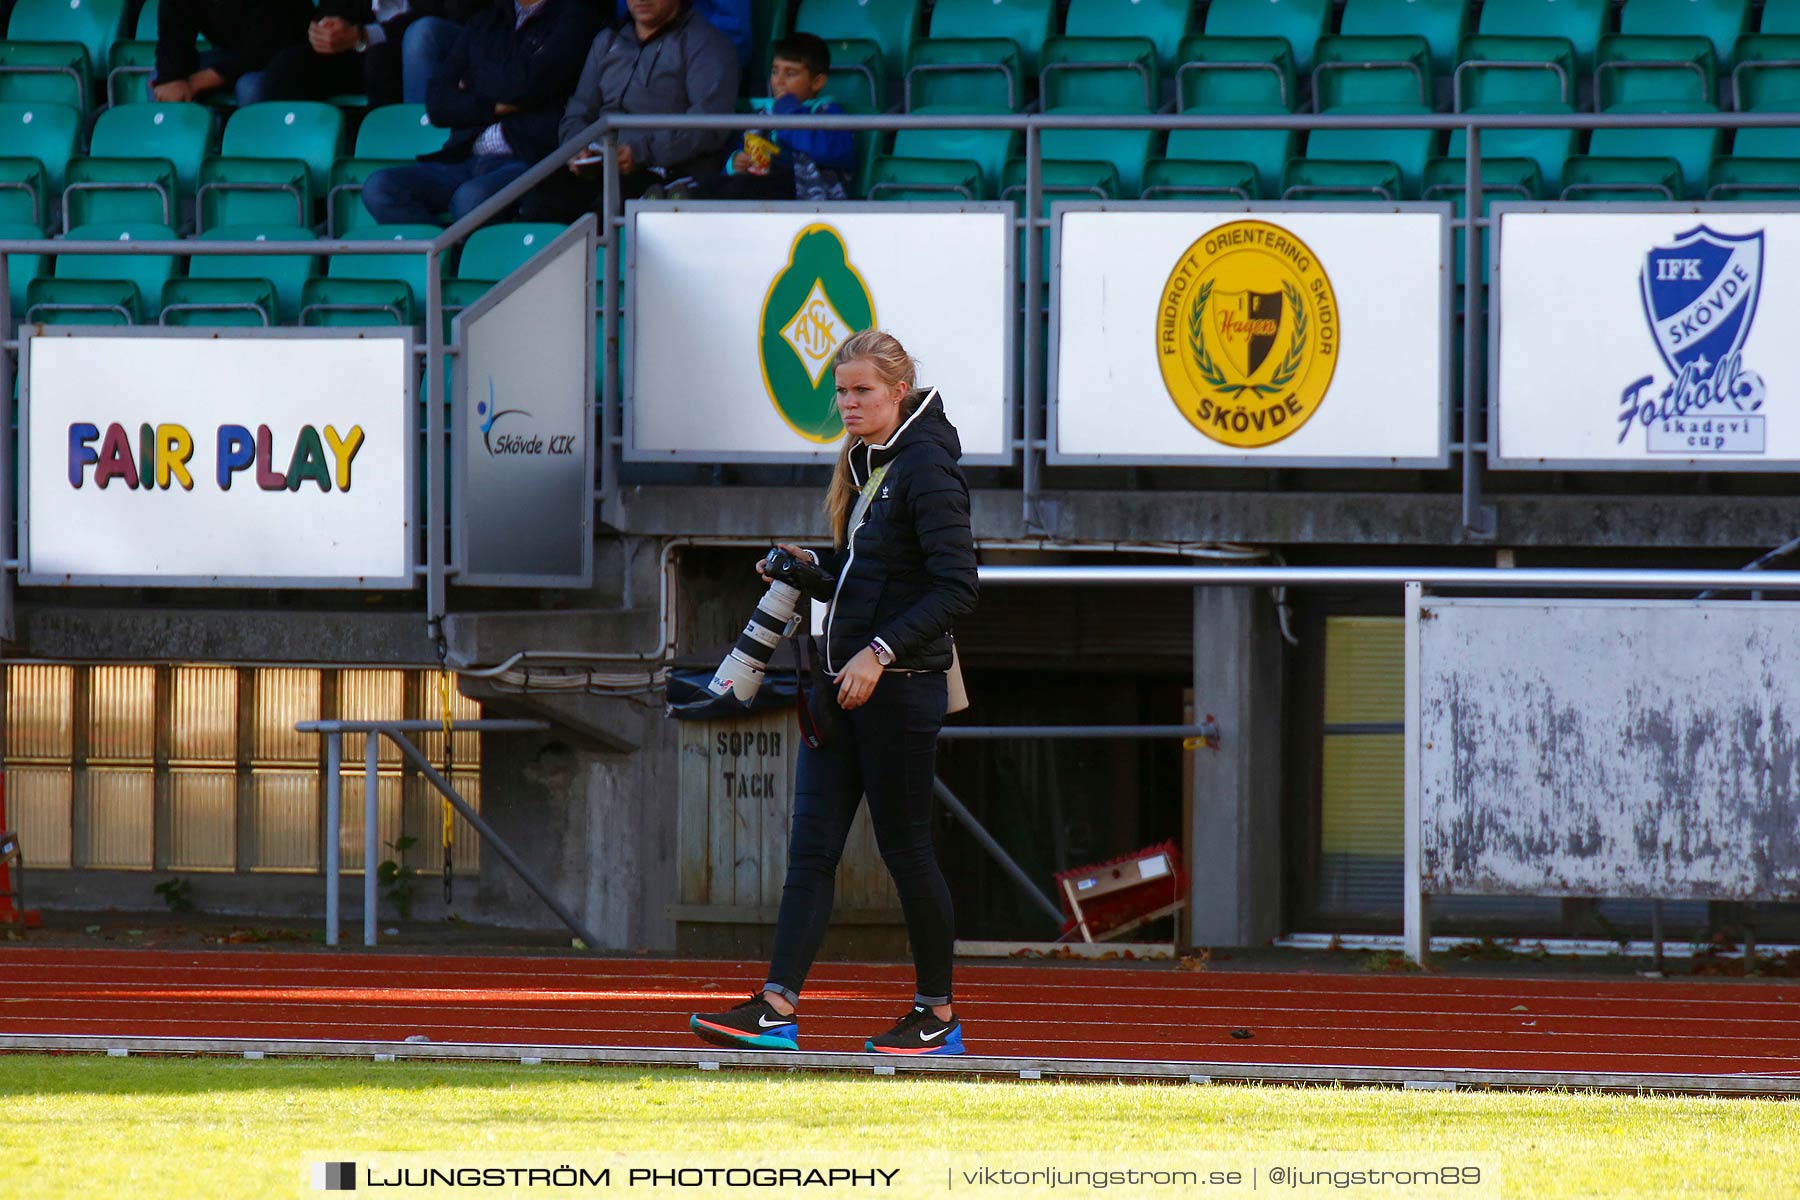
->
[711, 33, 856, 200]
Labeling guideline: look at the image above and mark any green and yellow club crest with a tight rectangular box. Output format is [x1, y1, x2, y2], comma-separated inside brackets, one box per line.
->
[759, 224, 876, 443]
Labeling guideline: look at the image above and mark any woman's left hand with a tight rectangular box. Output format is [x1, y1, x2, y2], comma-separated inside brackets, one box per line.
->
[835, 647, 884, 710]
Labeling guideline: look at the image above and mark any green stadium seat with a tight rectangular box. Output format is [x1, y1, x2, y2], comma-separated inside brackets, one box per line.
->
[1560, 155, 1685, 199]
[0, 0, 128, 109]
[29, 221, 178, 323]
[906, 0, 1056, 111]
[1707, 155, 1800, 198]
[328, 103, 449, 235]
[1453, 0, 1606, 111]
[1040, 35, 1157, 111]
[1314, 0, 1468, 111]
[1001, 156, 1120, 201]
[1453, 45, 1577, 111]
[454, 222, 562, 280]
[138, 0, 159, 39]
[1445, 125, 1577, 195]
[105, 36, 155, 105]
[0, 100, 78, 231]
[1304, 117, 1438, 196]
[1165, 126, 1295, 197]
[1711, 127, 1800, 200]
[300, 275, 412, 326]
[318, 223, 439, 313]
[1045, 0, 1189, 112]
[1337, 0, 1471, 74]
[1283, 157, 1406, 200]
[159, 275, 278, 326]
[1039, 124, 1156, 197]
[0, 39, 85, 107]
[1191, 0, 1331, 77]
[1042, 0, 1192, 111]
[891, 124, 1018, 195]
[0, 220, 48, 317]
[199, 102, 344, 231]
[1731, 124, 1800, 156]
[865, 155, 986, 200]
[796, 0, 922, 109]
[63, 102, 213, 230]
[906, 37, 1024, 110]
[1587, 119, 1720, 194]
[186, 224, 317, 323]
[1313, 37, 1433, 111]
[1176, 36, 1297, 112]
[1141, 157, 1258, 199]
[1732, 0, 1800, 111]
[1597, 0, 1751, 110]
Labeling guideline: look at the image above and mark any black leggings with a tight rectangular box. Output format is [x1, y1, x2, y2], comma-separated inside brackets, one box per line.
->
[764, 671, 956, 1007]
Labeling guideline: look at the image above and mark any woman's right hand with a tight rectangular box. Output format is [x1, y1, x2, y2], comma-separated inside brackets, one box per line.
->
[756, 543, 808, 584]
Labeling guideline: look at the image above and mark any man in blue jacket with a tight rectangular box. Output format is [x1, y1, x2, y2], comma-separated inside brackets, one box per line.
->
[361, 0, 602, 225]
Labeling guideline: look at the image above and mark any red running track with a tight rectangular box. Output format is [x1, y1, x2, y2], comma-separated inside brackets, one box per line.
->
[2, 946, 1798, 1077]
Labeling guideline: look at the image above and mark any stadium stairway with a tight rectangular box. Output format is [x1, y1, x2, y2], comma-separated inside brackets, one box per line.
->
[441, 540, 661, 754]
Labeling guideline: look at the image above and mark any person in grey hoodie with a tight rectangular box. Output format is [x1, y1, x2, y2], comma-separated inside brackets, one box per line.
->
[521, 0, 738, 220]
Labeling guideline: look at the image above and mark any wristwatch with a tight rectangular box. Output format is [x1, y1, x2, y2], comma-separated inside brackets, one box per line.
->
[869, 639, 895, 667]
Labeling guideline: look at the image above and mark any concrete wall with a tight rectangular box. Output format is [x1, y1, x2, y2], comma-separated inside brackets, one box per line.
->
[1186, 587, 1287, 948]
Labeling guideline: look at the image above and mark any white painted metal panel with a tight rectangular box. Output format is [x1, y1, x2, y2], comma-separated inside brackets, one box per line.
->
[1414, 597, 1800, 900]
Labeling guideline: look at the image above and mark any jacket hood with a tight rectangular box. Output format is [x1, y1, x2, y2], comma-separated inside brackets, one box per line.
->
[853, 388, 962, 482]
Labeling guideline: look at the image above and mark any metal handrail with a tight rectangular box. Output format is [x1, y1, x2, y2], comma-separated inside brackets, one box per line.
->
[294, 718, 584, 949]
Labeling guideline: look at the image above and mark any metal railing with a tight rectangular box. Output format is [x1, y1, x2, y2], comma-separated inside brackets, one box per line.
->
[293, 718, 587, 949]
[6, 106, 1800, 636]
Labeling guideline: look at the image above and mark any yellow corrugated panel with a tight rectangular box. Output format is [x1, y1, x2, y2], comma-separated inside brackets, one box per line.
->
[172, 667, 238, 764]
[5, 665, 73, 760]
[81, 768, 154, 869]
[1322, 616, 1404, 726]
[88, 666, 155, 762]
[336, 772, 404, 874]
[338, 669, 405, 765]
[253, 669, 321, 764]
[248, 770, 320, 871]
[169, 770, 236, 871]
[6, 765, 71, 867]
[1320, 734, 1403, 856]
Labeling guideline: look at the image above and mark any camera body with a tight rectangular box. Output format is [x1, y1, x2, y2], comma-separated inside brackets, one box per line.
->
[763, 546, 836, 601]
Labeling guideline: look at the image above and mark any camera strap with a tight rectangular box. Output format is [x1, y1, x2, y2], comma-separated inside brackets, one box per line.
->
[794, 631, 826, 750]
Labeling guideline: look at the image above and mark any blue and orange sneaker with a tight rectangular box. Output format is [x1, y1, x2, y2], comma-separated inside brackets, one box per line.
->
[865, 1005, 965, 1055]
[689, 993, 799, 1051]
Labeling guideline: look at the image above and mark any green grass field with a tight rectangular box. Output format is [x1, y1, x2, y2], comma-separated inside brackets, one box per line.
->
[0, 1054, 1795, 1198]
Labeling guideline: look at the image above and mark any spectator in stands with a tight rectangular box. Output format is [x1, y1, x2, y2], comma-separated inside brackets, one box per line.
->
[520, 0, 738, 220]
[360, 0, 601, 226]
[615, 0, 751, 69]
[396, 1, 505, 104]
[151, 0, 314, 107]
[261, 1, 497, 107]
[708, 34, 852, 201]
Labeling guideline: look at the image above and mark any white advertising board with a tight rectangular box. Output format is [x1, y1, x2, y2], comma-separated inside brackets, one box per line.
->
[1494, 206, 1800, 469]
[1052, 204, 1451, 466]
[627, 203, 1012, 464]
[22, 330, 413, 586]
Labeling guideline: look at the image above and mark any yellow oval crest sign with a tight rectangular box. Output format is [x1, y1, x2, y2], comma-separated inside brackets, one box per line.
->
[1155, 220, 1339, 448]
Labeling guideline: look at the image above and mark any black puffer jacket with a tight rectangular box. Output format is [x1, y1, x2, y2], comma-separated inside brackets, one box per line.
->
[816, 389, 979, 673]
